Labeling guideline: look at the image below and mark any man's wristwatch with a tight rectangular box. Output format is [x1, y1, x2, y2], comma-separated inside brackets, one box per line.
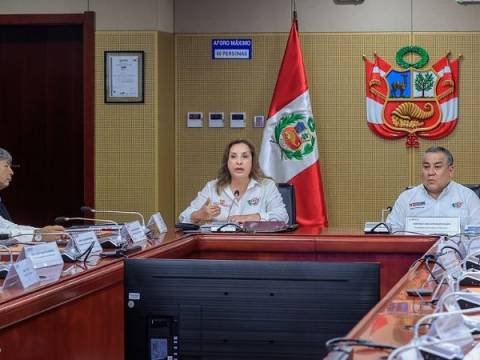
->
[33, 230, 43, 242]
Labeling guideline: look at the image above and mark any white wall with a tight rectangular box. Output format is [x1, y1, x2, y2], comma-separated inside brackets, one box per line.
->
[2, 0, 480, 34]
[175, 0, 480, 33]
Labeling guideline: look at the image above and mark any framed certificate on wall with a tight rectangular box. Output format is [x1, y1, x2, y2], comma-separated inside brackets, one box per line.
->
[104, 51, 144, 103]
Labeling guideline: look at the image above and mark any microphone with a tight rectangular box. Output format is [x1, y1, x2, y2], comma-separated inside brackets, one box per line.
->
[211, 189, 244, 232]
[381, 206, 392, 223]
[388, 333, 474, 360]
[437, 290, 480, 312]
[56, 216, 120, 229]
[57, 216, 123, 247]
[363, 206, 392, 234]
[385, 302, 480, 359]
[81, 206, 145, 229]
[226, 190, 240, 221]
[364, 206, 391, 234]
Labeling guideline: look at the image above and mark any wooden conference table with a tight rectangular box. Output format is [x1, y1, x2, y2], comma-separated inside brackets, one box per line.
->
[0, 228, 436, 360]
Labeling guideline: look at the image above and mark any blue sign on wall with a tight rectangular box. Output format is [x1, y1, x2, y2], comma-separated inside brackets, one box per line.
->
[212, 39, 252, 59]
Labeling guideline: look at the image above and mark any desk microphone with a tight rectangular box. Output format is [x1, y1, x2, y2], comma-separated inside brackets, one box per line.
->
[226, 190, 240, 221]
[56, 216, 123, 248]
[379, 297, 478, 358]
[437, 290, 480, 312]
[364, 206, 392, 234]
[381, 206, 392, 223]
[389, 333, 474, 360]
[81, 206, 145, 229]
[56, 216, 120, 228]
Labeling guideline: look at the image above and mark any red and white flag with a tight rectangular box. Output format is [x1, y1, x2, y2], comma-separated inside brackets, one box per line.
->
[259, 17, 328, 227]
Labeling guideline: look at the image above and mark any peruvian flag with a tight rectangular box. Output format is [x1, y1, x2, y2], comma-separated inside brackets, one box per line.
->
[259, 16, 328, 227]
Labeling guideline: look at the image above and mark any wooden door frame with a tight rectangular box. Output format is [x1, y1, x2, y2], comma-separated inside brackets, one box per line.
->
[0, 12, 95, 208]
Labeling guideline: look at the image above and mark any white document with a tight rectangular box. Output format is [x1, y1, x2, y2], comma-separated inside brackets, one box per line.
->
[110, 55, 139, 97]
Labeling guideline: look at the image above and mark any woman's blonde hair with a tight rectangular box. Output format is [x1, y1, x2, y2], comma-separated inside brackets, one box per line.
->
[216, 139, 266, 194]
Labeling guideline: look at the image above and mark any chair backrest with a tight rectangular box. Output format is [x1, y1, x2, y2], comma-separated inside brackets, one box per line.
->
[277, 183, 296, 225]
[464, 184, 480, 199]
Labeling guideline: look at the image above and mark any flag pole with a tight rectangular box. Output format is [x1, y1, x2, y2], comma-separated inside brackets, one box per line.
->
[292, 1, 298, 29]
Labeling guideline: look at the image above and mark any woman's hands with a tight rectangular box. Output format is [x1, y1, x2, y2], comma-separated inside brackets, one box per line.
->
[191, 198, 221, 223]
[190, 199, 261, 224]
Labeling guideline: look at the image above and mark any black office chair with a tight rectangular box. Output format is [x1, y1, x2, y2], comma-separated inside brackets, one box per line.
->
[464, 184, 480, 199]
[277, 183, 296, 225]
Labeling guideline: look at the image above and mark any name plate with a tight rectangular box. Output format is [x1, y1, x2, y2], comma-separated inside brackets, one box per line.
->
[18, 242, 64, 269]
[122, 221, 147, 243]
[147, 212, 167, 235]
[72, 231, 103, 257]
[405, 217, 460, 236]
[465, 225, 480, 235]
[3, 258, 40, 290]
[37, 264, 64, 284]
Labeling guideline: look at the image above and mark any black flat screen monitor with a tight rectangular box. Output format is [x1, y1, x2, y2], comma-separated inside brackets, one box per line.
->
[124, 259, 379, 360]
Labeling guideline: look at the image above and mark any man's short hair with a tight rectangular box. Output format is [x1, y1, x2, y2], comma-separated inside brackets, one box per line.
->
[424, 146, 454, 166]
[0, 148, 12, 164]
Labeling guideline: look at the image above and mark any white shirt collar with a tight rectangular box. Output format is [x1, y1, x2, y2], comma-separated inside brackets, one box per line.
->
[226, 178, 259, 198]
[421, 180, 454, 200]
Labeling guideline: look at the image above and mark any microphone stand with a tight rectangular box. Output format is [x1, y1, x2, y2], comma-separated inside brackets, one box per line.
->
[388, 331, 475, 360]
[364, 206, 392, 234]
[225, 192, 238, 222]
[213, 190, 243, 232]
[81, 207, 146, 230]
[381, 206, 392, 224]
[57, 217, 124, 248]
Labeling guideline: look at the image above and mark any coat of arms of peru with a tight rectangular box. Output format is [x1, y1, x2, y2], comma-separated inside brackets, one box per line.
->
[273, 112, 316, 160]
[364, 46, 460, 148]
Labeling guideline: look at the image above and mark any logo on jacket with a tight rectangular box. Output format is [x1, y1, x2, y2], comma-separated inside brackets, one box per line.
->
[247, 197, 259, 206]
[409, 201, 426, 209]
[218, 199, 229, 207]
[364, 46, 460, 148]
[451, 201, 463, 208]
